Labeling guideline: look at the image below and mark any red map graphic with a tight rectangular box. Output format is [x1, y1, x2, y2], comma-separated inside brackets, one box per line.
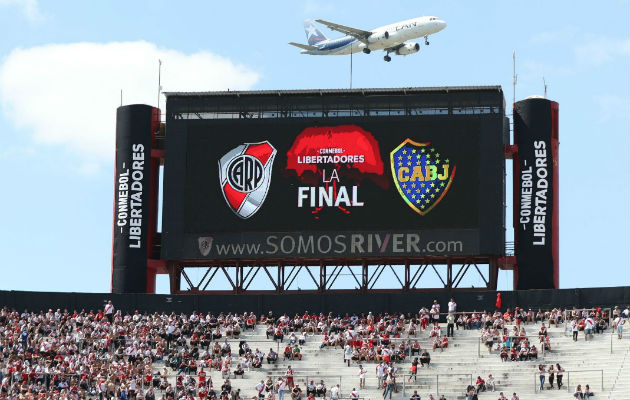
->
[286, 125, 388, 189]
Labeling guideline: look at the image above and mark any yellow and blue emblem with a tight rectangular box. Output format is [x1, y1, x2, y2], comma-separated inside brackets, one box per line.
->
[390, 139, 456, 215]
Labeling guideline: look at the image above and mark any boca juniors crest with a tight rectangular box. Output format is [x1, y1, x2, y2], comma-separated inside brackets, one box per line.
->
[390, 139, 455, 215]
[218, 141, 277, 219]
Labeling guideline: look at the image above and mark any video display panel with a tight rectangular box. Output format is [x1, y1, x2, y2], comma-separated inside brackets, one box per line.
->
[162, 114, 504, 260]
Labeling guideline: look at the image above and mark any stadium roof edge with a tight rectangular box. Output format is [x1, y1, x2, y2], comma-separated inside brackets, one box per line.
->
[164, 86, 503, 98]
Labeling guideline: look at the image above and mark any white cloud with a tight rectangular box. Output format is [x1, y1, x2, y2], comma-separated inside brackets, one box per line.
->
[574, 36, 630, 67]
[0, 145, 36, 160]
[0, 41, 260, 169]
[0, 0, 42, 21]
[529, 27, 579, 45]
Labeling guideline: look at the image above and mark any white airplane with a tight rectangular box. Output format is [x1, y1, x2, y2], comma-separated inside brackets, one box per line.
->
[289, 16, 446, 62]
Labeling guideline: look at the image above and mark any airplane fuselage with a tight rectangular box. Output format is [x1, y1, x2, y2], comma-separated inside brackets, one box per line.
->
[302, 16, 446, 55]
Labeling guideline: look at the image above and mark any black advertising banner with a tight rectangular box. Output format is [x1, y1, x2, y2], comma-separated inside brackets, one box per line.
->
[162, 113, 505, 261]
[112, 105, 154, 293]
[514, 98, 558, 289]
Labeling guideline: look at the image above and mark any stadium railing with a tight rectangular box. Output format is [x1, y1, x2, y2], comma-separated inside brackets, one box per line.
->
[533, 369, 603, 393]
[399, 373, 472, 397]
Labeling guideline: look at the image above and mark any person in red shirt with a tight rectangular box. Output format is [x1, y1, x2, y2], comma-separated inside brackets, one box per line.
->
[475, 376, 486, 392]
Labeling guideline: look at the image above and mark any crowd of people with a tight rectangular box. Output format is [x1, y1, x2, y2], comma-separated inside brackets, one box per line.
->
[0, 301, 627, 400]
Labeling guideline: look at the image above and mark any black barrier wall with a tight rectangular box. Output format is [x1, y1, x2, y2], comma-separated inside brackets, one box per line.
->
[112, 105, 156, 293]
[1, 287, 627, 315]
[514, 98, 559, 289]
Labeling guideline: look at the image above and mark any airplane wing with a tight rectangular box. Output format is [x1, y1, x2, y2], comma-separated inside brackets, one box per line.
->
[289, 42, 318, 51]
[315, 19, 372, 43]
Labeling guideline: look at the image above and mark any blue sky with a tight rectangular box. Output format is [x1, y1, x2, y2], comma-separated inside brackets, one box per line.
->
[0, 0, 628, 294]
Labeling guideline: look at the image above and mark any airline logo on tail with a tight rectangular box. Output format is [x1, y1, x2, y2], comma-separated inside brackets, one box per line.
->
[304, 19, 328, 45]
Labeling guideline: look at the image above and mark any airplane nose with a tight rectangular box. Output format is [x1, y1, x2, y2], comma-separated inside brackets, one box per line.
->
[438, 20, 447, 30]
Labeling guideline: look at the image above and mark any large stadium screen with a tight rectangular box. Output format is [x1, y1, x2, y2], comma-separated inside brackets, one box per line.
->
[162, 114, 504, 260]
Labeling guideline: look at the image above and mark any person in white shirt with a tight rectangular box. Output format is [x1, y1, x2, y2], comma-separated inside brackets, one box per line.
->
[277, 378, 287, 400]
[486, 374, 496, 392]
[104, 301, 114, 323]
[358, 365, 366, 389]
[255, 380, 265, 399]
[344, 344, 353, 367]
[376, 362, 385, 389]
[448, 298, 457, 314]
[330, 384, 340, 400]
[350, 388, 360, 398]
[571, 319, 579, 341]
[614, 316, 625, 339]
[584, 317, 595, 340]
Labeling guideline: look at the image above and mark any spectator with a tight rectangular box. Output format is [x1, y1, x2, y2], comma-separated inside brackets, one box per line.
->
[496, 393, 507, 400]
[350, 388, 360, 398]
[358, 365, 366, 389]
[614, 315, 625, 339]
[330, 384, 340, 400]
[383, 375, 395, 400]
[475, 376, 485, 392]
[376, 362, 386, 389]
[267, 348, 278, 364]
[277, 378, 287, 400]
[556, 363, 564, 389]
[104, 300, 115, 323]
[584, 384, 594, 398]
[448, 298, 457, 313]
[344, 343, 353, 367]
[420, 349, 431, 367]
[574, 384, 583, 399]
[316, 380, 326, 397]
[510, 393, 519, 400]
[571, 318, 579, 341]
[547, 364, 555, 389]
[538, 364, 546, 391]
[255, 381, 265, 399]
[408, 358, 419, 382]
[500, 345, 508, 361]
[432, 300, 441, 323]
[411, 340, 421, 355]
[486, 374, 495, 392]
[446, 313, 455, 337]
[584, 316, 595, 340]
[306, 380, 316, 397]
[291, 345, 302, 360]
[290, 384, 302, 400]
[285, 366, 294, 388]
[410, 390, 421, 400]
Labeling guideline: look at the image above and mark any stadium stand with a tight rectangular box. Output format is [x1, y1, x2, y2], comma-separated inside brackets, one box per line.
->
[0, 305, 628, 400]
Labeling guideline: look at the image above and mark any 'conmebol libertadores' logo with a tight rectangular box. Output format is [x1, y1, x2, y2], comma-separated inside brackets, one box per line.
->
[198, 237, 213, 256]
[391, 139, 455, 215]
[219, 141, 277, 219]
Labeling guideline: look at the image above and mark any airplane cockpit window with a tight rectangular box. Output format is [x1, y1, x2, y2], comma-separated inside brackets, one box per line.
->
[430, 17, 437, 21]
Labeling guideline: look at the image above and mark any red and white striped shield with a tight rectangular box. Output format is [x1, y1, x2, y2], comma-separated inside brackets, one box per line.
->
[218, 141, 277, 219]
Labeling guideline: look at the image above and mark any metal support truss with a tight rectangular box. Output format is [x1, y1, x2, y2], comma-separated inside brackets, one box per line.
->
[169, 257, 499, 294]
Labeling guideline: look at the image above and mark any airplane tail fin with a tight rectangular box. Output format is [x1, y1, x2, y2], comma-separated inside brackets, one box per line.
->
[304, 19, 328, 45]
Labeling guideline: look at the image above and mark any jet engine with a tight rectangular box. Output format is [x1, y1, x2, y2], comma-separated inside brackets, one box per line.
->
[395, 42, 420, 55]
[368, 30, 389, 45]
